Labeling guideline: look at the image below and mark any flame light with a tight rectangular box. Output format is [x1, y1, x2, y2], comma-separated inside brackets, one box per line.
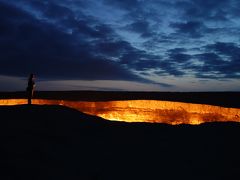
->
[0, 99, 239, 125]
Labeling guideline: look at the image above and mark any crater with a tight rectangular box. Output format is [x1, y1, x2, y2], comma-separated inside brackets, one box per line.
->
[0, 99, 239, 125]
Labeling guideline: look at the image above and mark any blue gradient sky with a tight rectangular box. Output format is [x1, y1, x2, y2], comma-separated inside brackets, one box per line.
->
[0, 0, 240, 91]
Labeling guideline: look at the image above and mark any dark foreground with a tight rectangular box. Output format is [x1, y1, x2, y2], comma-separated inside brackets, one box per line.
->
[1, 105, 240, 180]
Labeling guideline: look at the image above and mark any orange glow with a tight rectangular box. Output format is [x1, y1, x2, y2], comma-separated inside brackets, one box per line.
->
[0, 99, 239, 125]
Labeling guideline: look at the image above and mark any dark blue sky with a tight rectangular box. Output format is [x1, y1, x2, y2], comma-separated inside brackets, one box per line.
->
[0, 0, 240, 91]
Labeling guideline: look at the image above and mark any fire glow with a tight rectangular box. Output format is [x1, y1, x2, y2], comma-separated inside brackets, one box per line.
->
[0, 99, 239, 125]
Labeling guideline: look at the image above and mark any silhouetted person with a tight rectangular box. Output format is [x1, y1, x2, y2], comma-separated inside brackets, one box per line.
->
[26, 74, 35, 105]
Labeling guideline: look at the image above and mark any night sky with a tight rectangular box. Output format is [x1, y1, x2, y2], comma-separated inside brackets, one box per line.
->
[0, 0, 240, 91]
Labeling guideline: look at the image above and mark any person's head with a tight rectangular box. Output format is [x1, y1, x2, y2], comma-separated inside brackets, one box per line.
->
[29, 73, 35, 79]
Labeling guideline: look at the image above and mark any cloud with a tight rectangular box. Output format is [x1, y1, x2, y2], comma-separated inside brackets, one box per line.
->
[1, 0, 240, 91]
[0, 0, 173, 87]
[167, 48, 187, 54]
[192, 43, 240, 79]
[167, 50, 191, 64]
[125, 20, 153, 38]
[205, 42, 240, 57]
[170, 21, 206, 38]
[179, 0, 232, 21]
[103, 0, 140, 11]
[93, 40, 133, 57]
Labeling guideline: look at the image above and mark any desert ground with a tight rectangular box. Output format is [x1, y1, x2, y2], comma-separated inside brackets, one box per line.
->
[0, 91, 240, 107]
[1, 91, 240, 179]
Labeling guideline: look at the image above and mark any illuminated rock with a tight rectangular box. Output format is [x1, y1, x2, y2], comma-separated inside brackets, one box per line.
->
[0, 99, 239, 125]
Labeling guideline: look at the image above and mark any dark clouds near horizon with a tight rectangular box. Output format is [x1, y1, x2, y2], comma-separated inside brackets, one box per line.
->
[0, 0, 240, 90]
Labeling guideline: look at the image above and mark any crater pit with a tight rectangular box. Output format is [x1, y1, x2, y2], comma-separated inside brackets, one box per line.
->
[0, 99, 239, 125]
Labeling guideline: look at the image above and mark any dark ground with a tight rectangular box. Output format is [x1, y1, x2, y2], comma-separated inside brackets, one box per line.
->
[0, 91, 240, 108]
[1, 105, 240, 180]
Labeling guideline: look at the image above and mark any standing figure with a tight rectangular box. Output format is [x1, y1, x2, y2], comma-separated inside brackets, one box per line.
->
[26, 73, 35, 105]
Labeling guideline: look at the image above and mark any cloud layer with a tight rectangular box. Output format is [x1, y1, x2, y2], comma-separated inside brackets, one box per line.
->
[0, 0, 239, 91]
